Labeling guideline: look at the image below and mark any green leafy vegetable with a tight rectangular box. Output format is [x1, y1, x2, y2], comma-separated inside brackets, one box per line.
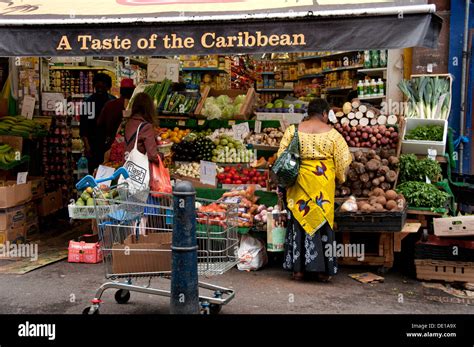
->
[399, 154, 442, 183]
[396, 181, 449, 208]
[405, 125, 443, 141]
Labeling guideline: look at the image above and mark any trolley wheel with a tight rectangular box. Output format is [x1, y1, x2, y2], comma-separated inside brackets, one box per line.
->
[209, 304, 222, 315]
[82, 306, 100, 315]
[115, 289, 131, 304]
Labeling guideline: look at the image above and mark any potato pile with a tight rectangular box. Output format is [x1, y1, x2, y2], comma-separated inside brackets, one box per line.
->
[245, 128, 284, 147]
[357, 188, 406, 212]
[337, 149, 399, 198]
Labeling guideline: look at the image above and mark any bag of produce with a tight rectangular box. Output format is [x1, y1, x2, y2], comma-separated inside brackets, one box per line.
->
[150, 155, 172, 197]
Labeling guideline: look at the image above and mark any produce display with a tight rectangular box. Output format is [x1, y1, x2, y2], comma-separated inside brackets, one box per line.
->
[73, 186, 119, 207]
[339, 189, 406, 212]
[337, 149, 399, 198]
[172, 135, 216, 162]
[174, 162, 201, 179]
[396, 181, 450, 209]
[245, 128, 284, 147]
[398, 154, 442, 184]
[255, 99, 307, 114]
[163, 92, 199, 114]
[217, 166, 268, 187]
[334, 123, 398, 149]
[0, 143, 26, 167]
[398, 76, 451, 120]
[159, 127, 191, 144]
[212, 134, 254, 163]
[137, 79, 171, 110]
[0, 116, 48, 137]
[200, 94, 246, 120]
[333, 100, 398, 127]
[404, 124, 444, 142]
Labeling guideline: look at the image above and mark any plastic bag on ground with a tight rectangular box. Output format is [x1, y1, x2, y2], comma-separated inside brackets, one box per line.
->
[237, 234, 268, 271]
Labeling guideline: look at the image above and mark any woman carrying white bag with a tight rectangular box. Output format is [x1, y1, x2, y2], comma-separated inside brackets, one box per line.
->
[120, 92, 162, 193]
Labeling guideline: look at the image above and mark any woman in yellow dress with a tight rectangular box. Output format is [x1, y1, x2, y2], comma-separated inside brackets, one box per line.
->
[277, 99, 352, 281]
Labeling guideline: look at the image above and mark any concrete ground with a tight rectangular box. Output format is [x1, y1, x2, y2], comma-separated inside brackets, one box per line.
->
[0, 259, 472, 314]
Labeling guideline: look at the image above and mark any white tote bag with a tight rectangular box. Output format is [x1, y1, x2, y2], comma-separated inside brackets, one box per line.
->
[119, 123, 150, 197]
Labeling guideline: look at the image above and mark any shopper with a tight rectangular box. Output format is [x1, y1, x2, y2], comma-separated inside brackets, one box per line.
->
[97, 78, 135, 160]
[277, 98, 352, 282]
[124, 92, 160, 166]
[80, 72, 116, 172]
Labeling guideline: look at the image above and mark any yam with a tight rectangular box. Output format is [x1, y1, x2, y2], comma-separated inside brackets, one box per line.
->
[351, 181, 363, 190]
[363, 181, 372, 189]
[361, 204, 373, 212]
[372, 178, 381, 186]
[388, 156, 399, 167]
[381, 159, 389, 166]
[378, 176, 385, 183]
[368, 171, 375, 179]
[360, 173, 370, 183]
[353, 162, 366, 174]
[367, 150, 377, 159]
[359, 156, 368, 164]
[370, 118, 377, 126]
[377, 115, 387, 125]
[372, 187, 385, 197]
[355, 111, 364, 120]
[380, 182, 392, 191]
[372, 203, 385, 212]
[387, 115, 398, 125]
[336, 111, 345, 118]
[378, 165, 390, 176]
[343, 102, 352, 115]
[359, 104, 368, 113]
[353, 188, 362, 197]
[366, 110, 375, 119]
[351, 100, 361, 109]
[375, 196, 387, 206]
[366, 159, 381, 171]
[354, 150, 364, 161]
[362, 189, 370, 197]
[350, 119, 359, 127]
[359, 117, 369, 126]
[341, 117, 350, 126]
[340, 186, 351, 196]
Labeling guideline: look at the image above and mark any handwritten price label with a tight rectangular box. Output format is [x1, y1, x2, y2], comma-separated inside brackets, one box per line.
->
[200, 161, 217, 186]
[232, 122, 250, 141]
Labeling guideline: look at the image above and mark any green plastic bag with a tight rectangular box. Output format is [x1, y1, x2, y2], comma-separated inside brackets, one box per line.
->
[271, 125, 300, 188]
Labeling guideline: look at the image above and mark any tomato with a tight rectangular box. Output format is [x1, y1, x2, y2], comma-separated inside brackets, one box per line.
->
[224, 178, 232, 184]
[217, 173, 225, 181]
[224, 167, 231, 172]
[248, 171, 255, 177]
[252, 177, 259, 183]
[235, 180, 242, 185]
[259, 181, 266, 187]
[242, 169, 249, 175]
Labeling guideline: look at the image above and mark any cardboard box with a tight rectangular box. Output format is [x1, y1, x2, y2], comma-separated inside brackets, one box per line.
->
[0, 205, 26, 230]
[112, 232, 172, 275]
[415, 259, 474, 283]
[434, 216, 474, 237]
[0, 226, 26, 244]
[24, 201, 38, 223]
[37, 189, 63, 217]
[29, 177, 45, 200]
[24, 218, 39, 236]
[0, 181, 32, 209]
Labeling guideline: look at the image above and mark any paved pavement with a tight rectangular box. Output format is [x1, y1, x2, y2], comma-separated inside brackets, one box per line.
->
[0, 258, 472, 314]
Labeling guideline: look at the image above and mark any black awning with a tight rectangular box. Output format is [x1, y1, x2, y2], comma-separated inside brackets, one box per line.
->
[0, 6, 442, 56]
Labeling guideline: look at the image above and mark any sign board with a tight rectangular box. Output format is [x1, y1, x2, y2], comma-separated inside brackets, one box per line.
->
[41, 92, 64, 112]
[21, 95, 36, 119]
[254, 120, 262, 134]
[17, 172, 28, 185]
[232, 122, 250, 141]
[147, 58, 179, 82]
[200, 160, 217, 186]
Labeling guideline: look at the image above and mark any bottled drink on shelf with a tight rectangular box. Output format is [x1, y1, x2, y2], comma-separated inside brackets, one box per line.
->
[77, 155, 89, 179]
[371, 79, 378, 96]
[363, 51, 371, 69]
[364, 79, 371, 96]
[357, 80, 364, 97]
[377, 78, 385, 96]
[379, 50, 387, 67]
[371, 50, 379, 68]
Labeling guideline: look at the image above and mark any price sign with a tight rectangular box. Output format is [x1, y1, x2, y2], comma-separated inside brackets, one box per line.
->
[178, 120, 186, 127]
[95, 165, 115, 187]
[427, 148, 437, 161]
[254, 120, 262, 134]
[228, 120, 236, 126]
[232, 122, 250, 141]
[21, 95, 36, 119]
[198, 119, 205, 126]
[17, 172, 28, 185]
[200, 161, 217, 186]
[279, 120, 289, 132]
[41, 93, 64, 112]
[148, 58, 179, 82]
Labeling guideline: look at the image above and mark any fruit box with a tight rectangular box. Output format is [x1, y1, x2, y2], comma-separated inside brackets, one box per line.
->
[0, 226, 26, 244]
[195, 87, 256, 120]
[0, 181, 32, 209]
[415, 259, 474, 283]
[0, 205, 26, 231]
[112, 232, 172, 275]
[433, 216, 474, 237]
[401, 118, 447, 156]
[37, 189, 63, 217]
[28, 177, 45, 200]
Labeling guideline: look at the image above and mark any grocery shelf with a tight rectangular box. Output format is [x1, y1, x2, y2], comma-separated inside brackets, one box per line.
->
[249, 144, 280, 152]
[49, 65, 116, 73]
[323, 86, 353, 92]
[297, 73, 324, 80]
[358, 95, 386, 100]
[296, 51, 352, 61]
[322, 65, 364, 73]
[181, 67, 228, 73]
[358, 67, 387, 73]
[256, 88, 294, 92]
[258, 72, 275, 75]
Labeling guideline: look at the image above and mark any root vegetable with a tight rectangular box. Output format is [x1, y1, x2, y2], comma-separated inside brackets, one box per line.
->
[360, 173, 370, 183]
[366, 110, 375, 119]
[372, 203, 385, 212]
[386, 200, 397, 210]
[361, 204, 373, 212]
[341, 117, 350, 126]
[387, 115, 398, 125]
[371, 187, 385, 196]
[353, 188, 362, 197]
[366, 159, 381, 171]
[348, 169, 359, 181]
[340, 186, 351, 196]
[359, 118, 369, 126]
[360, 156, 368, 164]
[375, 196, 387, 206]
[385, 190, 398, 200]
[378, 176, 385, 183]
[372, 178, 381, 186]
[351, 180, 363, 190]
[355, 111, 364, 120]
[359, 105, 368, 113]
[352, 100, 361, 109]
[348, 112, 355, 120]
[367, 150, 377, 159]
[385, 170, 397, 183]
[377, 115, 387, 125]
[368, 171, 375, 179]
[388, 156, 399, 166]
[380, 182, 392, 191]
[363, 181, 372, 189]
[378, 165, 390, 176]
[354, 150, 364, 161]
[343, 102, 352, 115]
[362, 189, 370, 197]
[350, 119, 359, 127]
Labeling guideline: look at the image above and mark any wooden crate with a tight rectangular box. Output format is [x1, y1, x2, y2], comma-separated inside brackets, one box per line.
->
[415, 259, 474, 283]
[194, 87, 256, 120]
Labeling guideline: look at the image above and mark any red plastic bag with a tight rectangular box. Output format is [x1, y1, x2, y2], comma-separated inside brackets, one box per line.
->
[150, 155, 172, 196]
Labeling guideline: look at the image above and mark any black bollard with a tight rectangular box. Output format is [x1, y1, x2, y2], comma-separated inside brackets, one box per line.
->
[170, 181, 199, 314]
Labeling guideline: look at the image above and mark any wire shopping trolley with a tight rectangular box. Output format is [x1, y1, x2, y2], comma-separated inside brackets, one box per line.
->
[71, 168, 238, 314]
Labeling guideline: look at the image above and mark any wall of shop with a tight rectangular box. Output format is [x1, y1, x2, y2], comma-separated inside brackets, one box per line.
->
[449, 0, 474, 174]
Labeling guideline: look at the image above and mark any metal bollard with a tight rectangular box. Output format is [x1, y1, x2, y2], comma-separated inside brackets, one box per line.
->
[170, 181, 199, 314]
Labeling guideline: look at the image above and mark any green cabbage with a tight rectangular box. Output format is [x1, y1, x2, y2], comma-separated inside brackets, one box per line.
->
[216, 95, 231, 107]
[233, 95, 246, 105]
[221, 105, 235, 119]
[203, 104, 222, 119]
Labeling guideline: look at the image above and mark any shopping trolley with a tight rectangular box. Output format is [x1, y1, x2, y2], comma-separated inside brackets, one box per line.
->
[72, 168, 238, 314]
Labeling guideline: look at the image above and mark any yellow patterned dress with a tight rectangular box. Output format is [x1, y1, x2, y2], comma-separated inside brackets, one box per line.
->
[277, 125, 352, 275]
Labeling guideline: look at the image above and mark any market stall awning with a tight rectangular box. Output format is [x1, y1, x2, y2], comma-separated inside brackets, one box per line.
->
[0, 0, 442, 56]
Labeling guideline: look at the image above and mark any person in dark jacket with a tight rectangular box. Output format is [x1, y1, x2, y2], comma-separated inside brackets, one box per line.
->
[80, 73, 116, 172]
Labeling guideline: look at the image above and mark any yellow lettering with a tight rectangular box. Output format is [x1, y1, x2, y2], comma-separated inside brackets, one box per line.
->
[102, 39, 112, 50]
[77, 35, 92, 50]
[268, 35, 280, 46]
[292, 34, 306, 46]
[122, 39, 131, 50]
[280, 34, 291, 46]
[216, 36, 226, 48]
[227, 36, 237, 47]
[57, 36, 72, 51]
[183, 37, 194, 48]
[91, 39, 101, 50]
[137, 38, 149, 49]
[201, 33, 215, 48]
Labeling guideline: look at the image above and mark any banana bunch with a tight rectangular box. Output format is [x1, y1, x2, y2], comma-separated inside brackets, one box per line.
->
[0, 143, 18, 165]
[0, 116, 47, 137]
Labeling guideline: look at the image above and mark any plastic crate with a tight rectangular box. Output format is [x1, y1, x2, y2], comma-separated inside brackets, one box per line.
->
[335, 204, 407, 232]
[415, 259, 474, 283]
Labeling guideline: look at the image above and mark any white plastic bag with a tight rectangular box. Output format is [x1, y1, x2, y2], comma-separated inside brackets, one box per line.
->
[119, 123, 150, 197]
[237, 234, 268, 271]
